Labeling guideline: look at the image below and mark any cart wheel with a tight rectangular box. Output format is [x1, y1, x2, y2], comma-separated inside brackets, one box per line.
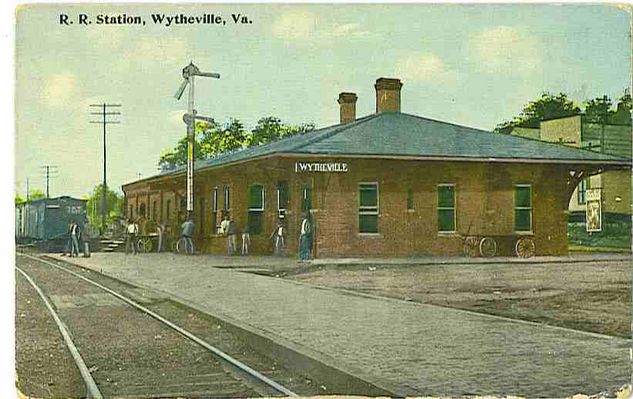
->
[515, 237, 535, 258]
[137, 238, 152, 253]
[463, 236, 479, 257]
[479, 237, 497, 257]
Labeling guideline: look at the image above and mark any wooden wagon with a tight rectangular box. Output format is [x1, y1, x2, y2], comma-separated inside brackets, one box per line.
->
[462, 234, 536, 258]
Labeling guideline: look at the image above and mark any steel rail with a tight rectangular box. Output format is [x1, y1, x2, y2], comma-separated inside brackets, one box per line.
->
[16, 266, 104, 399]
[19, 253, 299, 397]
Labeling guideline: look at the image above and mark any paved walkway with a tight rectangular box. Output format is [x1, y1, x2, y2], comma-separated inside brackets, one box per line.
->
[51, 253, 630, 397]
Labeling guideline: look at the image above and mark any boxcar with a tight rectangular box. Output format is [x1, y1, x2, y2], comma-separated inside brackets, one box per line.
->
[15, 196, 87, 249]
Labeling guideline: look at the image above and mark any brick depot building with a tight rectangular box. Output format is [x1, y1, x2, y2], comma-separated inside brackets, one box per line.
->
[122, 78, 630, 258]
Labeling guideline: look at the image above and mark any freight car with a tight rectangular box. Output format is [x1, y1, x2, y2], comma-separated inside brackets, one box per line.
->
[15, 196, 87, 251]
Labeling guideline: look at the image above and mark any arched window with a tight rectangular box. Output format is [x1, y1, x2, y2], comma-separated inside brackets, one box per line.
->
[139, 203, 146, 217]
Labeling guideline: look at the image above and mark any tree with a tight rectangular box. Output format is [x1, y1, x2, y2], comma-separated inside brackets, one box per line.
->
[200, 118, 248, 157]
[584, 95, 613, 124]
[15, 189, 47, 207]
[158, 116, 315, 170]
[618, 90, 632, 110]
[496, 92, 581, 132]
[247, 116, 314, 146]
[86, 184, 124, 232]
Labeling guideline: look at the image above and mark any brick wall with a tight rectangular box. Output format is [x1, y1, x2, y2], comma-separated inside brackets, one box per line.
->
[123, 157, 574, 257]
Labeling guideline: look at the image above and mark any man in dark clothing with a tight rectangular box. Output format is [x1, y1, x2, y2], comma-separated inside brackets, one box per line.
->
[70, 221, 80, 257]
[226, 218, 238, 255]
[299, 213, 312, 261]
[180, 217, 195, 255]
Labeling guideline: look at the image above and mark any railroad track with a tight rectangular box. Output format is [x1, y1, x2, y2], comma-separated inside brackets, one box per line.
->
[16, 253, 299, 398]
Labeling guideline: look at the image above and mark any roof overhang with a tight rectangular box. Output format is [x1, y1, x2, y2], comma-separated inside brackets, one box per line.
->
[122, 152, 630, 192]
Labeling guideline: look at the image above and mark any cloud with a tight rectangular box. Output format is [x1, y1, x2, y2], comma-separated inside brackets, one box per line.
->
[41, 74, 79, 108]
[395, 53, 458, 84]
[271, 11, 371, 42]
[470, 26, 541, 75]
[128, 37, 192, 64]
[271, 10, 317, 40]
[327, 23, 371, 39]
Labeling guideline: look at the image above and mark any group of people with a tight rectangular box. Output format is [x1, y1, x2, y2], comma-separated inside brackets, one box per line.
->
[62, 219, 91, 257]
[218, 212, 312, 260]
[122, 212, 314, 260]
[124, 216, 189, 255]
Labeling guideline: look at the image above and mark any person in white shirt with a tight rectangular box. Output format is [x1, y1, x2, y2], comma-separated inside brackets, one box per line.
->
[241, 227, 251, 255]
[220, 214, 230, 235]
[70, 222, 80, 257]
[270, 219, 285, 256]
[125, 219, 139, 255]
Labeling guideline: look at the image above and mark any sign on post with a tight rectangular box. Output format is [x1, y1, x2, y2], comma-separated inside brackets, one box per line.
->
[585, 188, 602, 232]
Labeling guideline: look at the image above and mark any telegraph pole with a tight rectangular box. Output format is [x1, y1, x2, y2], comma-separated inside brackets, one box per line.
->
[41, 165, 58, 198]
[90, 103, 121, 234]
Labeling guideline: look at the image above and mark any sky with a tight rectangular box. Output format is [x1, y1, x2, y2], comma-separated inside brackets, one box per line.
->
[14, 3, 632, 199]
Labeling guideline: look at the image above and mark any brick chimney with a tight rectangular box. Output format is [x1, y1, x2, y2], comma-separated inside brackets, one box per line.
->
[375, 77, 403, 113]
[337, 92, 358, 124]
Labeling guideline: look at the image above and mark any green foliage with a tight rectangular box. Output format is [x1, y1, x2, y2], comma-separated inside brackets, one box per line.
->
[246, 116, 315, 146]
[158, 116, 315, 170]
[496, 90, 633, 133]
[584, 96, 613, 124]
[86, 184, 124, 232]
[618, 90, 631, 110]
[15, 189, 47, 206]
[495, 93, 581, 132]
[28, 189, 46, 201]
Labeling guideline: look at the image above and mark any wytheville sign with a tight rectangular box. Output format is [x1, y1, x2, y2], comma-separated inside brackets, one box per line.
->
[294, 162, 349, 173]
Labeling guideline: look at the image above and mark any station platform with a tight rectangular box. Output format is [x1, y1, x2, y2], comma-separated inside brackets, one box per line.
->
[48, 253, 630, 397]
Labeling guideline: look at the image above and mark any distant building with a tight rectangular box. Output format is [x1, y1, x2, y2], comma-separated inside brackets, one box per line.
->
[123, 78, 629, 258]
[511, 106, 632, 234]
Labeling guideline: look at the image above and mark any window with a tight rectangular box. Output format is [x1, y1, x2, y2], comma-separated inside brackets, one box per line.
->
[223, 185, 230, 211]
[152, 201, 157, 221]
[166, 200, 171, 221]
[248, 184, 265, 234]
[515, 185, 532, 232]
[212, 187, 219, 233]
[277, 181, 289, 218]
[139, 203, 146, 218]
[407, 188, 414, 210]
[437, 185, 456, 232]
[129, 205, 133, 219]
[577, 179, 589, 205]
[359, 183, 379, 233]
[302, 185, 312, 211]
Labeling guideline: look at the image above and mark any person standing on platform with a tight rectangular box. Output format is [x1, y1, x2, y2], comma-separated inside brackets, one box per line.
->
[125, 219, 139, 255]
[62, 221, 73, 256]
[226, 217, 238, 255]
[70, 221, 80, 257]
[180, 217, 195, 255]
[298, 213, 312, 261]
[220, 214, 230, 235]
[270, 219, 285, 256]
[156, 223, 165, 253]
[241, 227, 251, 255]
